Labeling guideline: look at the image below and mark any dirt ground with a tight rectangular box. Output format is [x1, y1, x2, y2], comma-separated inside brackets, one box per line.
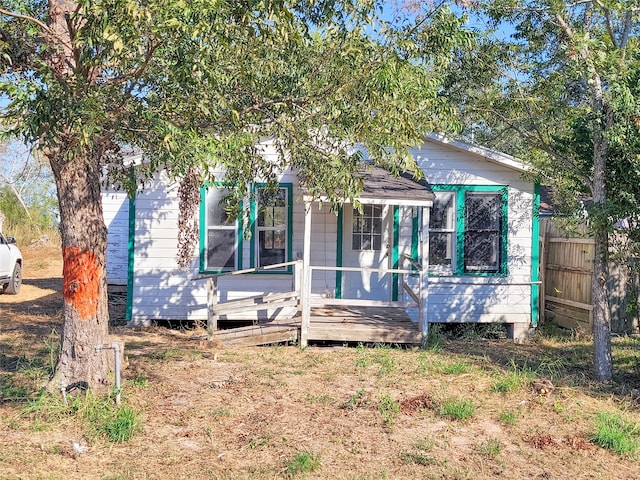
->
[1, 246, 639, 479]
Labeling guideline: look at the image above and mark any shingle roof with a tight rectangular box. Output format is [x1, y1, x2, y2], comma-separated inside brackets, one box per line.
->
[356, 164, 434, 205]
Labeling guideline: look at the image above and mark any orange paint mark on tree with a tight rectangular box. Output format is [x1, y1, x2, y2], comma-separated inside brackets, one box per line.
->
[63, 247, 101, 319]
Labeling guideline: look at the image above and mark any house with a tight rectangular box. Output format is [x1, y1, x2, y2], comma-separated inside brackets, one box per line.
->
[103, 134, 540, 344]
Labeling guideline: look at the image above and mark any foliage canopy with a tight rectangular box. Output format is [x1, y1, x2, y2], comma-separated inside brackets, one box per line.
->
[440, 0, 640, 380]
[0, 0, 472, 389]
[1, 0, 471, 200]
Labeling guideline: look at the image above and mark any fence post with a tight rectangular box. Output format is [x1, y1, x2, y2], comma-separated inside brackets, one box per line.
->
[207, 277, 219, 339]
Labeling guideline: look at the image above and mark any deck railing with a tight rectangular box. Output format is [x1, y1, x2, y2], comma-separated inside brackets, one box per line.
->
[196, 260, 302, 338]
[300, 256, 426, 346]
[196, 256, 426, 344]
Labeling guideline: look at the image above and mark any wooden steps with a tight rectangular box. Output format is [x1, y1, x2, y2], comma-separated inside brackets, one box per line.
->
[212, 319, 300, 347]
[210, 306, 421, 347]
[308, 322, 421, 344]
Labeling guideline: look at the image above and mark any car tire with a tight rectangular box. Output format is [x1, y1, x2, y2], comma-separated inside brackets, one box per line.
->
[5, 262, 21, 295]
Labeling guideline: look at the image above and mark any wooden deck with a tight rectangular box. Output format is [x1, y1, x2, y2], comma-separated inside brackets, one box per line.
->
[308, 306, 422, 344]
[212, 306, 421, 346]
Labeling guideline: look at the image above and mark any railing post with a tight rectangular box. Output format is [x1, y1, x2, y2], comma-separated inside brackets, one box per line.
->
[420, 205, 430, 337]
[419, 269, 427, 336]
[295, 260, 303, 316]
[300, 201, 312, 348]
[207, 277, 219, 339]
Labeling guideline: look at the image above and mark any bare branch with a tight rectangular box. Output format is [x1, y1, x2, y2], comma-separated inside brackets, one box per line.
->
[564, 0, 596, 9]
[619, 9, 633, 55]
[595, 1, 620, 48]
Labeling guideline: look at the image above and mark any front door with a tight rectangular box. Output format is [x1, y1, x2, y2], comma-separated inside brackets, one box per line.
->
[342, 204, 391, 300]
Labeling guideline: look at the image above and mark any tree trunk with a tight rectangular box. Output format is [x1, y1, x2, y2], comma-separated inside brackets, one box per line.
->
[39, 0, 113, 393]
[47, 149, 112, 392]
[592, 229, 612, 381]
[590, 72, 613, 382]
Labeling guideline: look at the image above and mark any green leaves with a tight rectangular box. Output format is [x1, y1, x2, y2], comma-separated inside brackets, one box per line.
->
[1, 0, 471, 203]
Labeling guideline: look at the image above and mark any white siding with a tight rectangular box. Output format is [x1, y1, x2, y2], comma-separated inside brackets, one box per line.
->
[102, 190, 130, 285]
[123, 137, 536, 327]
[129, 165, 340, 324]
[411, 139, 535, 325]
[308, 204, 339, 297]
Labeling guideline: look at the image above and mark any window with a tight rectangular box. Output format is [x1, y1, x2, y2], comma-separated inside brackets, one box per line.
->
[429, 192, 455, 271]
[464, 192, 502, 272]
[352, 204, 383, 251]
[202, 186, 240, 272]
[429, 186, 507, 275]
[253, 185, 292, 270]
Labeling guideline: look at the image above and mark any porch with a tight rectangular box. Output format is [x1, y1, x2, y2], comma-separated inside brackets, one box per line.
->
[201, 259, 426, 347]
[196, 163, 434, 346]
[307, 305, 422, 344]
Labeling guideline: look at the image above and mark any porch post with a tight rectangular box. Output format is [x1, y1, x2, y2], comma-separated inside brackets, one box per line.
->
[300, 200, 313, 347]
[207, 277, 219, 339]
[420, 206, 430, 337]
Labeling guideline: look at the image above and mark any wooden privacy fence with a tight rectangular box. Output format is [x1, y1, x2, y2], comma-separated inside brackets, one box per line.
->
[540, 218, 639, 334]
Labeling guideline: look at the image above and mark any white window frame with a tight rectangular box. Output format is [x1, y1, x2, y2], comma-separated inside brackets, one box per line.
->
[428, 191, 456, 274]
[352, 204, 384, 251]
[201, 185, 240, 273]
[253, 184, 291, 271]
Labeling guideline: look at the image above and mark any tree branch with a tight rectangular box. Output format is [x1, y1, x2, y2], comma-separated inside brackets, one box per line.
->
[0, 6, 72, 50]
[477, 104, 593, 189]
[619, 9, 633, 56]
[0, 7, 54, 36]
[596, 2, 620, 48]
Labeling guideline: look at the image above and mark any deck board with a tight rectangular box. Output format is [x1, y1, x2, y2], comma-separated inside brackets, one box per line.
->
[212, 305, 421, 346]
[308, 306, 421, 344]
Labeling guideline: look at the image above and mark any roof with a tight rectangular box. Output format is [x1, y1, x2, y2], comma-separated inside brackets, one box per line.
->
[356, 164, 434, 206]
[426, 133, 528, 173]
[304, 163, 434, 207]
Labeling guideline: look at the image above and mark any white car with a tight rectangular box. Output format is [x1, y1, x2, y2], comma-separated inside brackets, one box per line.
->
[0, 233, 22, 294]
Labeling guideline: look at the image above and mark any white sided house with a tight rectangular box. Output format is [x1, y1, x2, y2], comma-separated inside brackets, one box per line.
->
[103, 134, 541, 345]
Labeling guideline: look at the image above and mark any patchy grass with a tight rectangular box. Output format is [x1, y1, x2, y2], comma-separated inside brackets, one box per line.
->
[342, 386, 369, 410]
[2, 256, 640, 479]
[211, 406, 231, 418]
[1, 334, 639, 478]
[498, 410, 518, 426]
[491, 360, 536, 393]
[475, 438, 503, 459]
[400, 438, 437, 466]
[378, 393, 400, 427]
[438, 397, 476, 421]
[285, 451, 320, 476]
[591, 412, 640, 456]
[442, 359, 470, 375]
[21, 391, 140, 443]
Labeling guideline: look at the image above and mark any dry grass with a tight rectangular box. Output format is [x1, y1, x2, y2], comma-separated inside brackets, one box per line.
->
[1, 246, 640, 479]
